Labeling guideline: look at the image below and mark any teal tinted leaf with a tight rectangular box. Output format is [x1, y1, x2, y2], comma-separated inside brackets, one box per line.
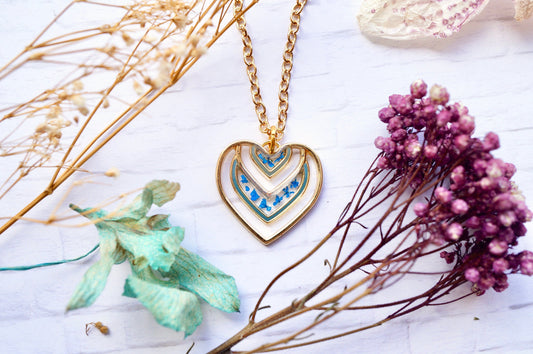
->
[66, 237, 115, 311]
[110, 189, 153, 221]
[66, 256, 113, 311]
[161, 247, 240, 313]
[125, 275, 202, 336]
[123, 279, 136, 298]
[145, 180, 180, 207]
[117, 226, 184, 272]
[147, 214, 171, 230]
[67, 237, 123, 311]
[69, 204, 108, 221]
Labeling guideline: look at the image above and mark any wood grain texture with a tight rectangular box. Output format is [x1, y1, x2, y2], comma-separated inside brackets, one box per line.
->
[0, 0, 532, 353]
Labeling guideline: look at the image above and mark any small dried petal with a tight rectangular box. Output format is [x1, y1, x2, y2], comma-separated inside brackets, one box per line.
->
[492, 258, 509, 273]
[389, 95, 412, 115]
[424, 145, 438, 159]
[378, 107, 396, 123]
[451, 199, 469, 215]
[520, 251, 533, 275]
[105, 167, 120, 178]
[486, 159, 504, 178]
[414, 203, 428, 217]
[482, 222, 499, 236]
[458, 114, 475, 134]
[453, 134, 470, 151]
[374, 136, 395, 153]
[482, 132, 500, 151]
[451, 166, 465, 186]
[436, 110, 452, 127]
[499, 211, 517, 227]
[377, 156, 390, 169]
[440, 251, 455, 264]
[512, 222, 527, 237]
[405, 140, 421, 158]
[489, 239, 508, 256]
[410, 80, 427, 98]
[446, 222, 463, 241]
[465, 268, 480, 283]
[465, 216, 481, 228]
[429, 85, 449, 105]
[435, 187, 452, 204]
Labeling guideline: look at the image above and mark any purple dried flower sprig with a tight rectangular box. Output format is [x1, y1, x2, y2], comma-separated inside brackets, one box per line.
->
[211, 80, 533, 353]
[374, 80, 533, 294]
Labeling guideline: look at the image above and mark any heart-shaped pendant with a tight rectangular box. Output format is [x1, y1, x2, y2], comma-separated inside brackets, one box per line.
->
[216, 141, 322, 244]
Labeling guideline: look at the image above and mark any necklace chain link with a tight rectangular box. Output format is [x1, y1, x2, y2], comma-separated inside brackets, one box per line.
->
[234, 0, 308, 146]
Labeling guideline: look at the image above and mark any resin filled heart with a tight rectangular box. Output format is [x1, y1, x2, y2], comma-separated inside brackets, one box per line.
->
[216, 141, 322, 244]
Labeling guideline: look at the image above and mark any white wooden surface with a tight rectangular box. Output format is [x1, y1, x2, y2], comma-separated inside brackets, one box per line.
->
[1, 0, 533, 353]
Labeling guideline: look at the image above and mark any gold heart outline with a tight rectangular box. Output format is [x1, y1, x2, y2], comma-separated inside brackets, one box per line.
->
[216, 141, 323, 245]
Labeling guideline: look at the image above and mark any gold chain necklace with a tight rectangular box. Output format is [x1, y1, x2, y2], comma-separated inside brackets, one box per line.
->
[216, 0, 323, 245]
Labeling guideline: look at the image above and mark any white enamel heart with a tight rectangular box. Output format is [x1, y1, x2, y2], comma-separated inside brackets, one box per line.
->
[216, 141, 322, 244]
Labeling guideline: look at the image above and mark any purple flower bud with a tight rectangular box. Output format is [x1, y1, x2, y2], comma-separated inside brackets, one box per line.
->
[489, 239, 508, 255]
[482, 221, 499, 235]
[414, 203, 429, 217]
[498, 211, 517, 227]
[451, 199, 469, 215]
[465, 268, 480, 282]
[478, 274, 496, 290]
[436, 110, 452, 127]
[473, 159, 487, 177]
[446, 222, 463, 241]
[453, 134, 470, 151]
[452, 102, 469, 116]
[389, 94, 413, 115]
[374, 136, 395, 153]
[451, 166, 465, 186]
[458, 114, 475, 134]
[503, 163, 516, 178]
[493, 275, 509, 292]
[486, 159, 504, 178]
[410, 80, 427, 98]
[492, 258, 509, 273]
[429, 85, 450, 105]
[480, 177, 494, 190]
[440, 251, 455, 264]
[500, 228, 516, 244]
[496, 177, 511, 192]
[424, 145, 438, 159]
[520, 251, 533, 275]
[512, 222, 527, 237]
[435, 187, 452, 204]
[465, 216, 481, 228]
[423, 105, 436, 116]
[391, 129, 407, 142]
[378, 107, 396, 123]
[482, 132, 500, 151]
[405, 141, 421, 159]
[387, 117, 403, 132]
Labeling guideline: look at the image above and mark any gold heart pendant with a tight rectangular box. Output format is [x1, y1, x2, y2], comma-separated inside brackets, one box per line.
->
[216, 141, 322, 245]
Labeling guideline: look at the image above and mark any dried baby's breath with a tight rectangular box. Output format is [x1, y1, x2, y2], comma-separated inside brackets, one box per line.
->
[0, 0, 260, 234]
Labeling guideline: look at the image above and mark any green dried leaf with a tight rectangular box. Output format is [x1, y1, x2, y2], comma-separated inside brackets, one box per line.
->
[66, 180, 239, 336]
[124, 275, 202, 337]
[162, 247, 240, 313]
[66, 236, 122, 311]
[145, 180, 180, 207]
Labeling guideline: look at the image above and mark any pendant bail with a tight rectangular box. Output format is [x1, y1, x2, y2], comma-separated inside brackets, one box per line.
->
[265, 125, 280, 154]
